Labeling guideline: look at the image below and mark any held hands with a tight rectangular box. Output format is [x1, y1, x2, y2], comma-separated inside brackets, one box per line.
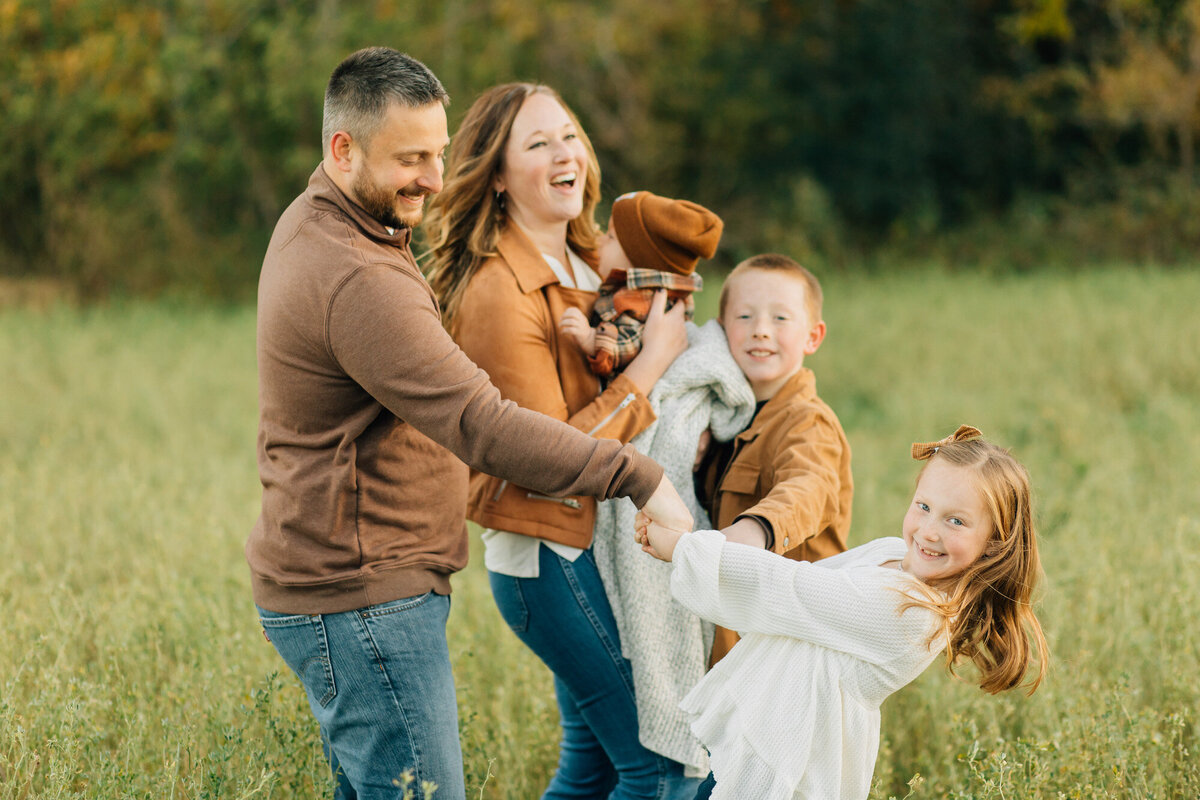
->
[634, 515, 688, 562]
[635, 475, 693, 561]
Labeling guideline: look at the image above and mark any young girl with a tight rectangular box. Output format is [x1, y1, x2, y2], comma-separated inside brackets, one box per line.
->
[637, 425, 1049, 800]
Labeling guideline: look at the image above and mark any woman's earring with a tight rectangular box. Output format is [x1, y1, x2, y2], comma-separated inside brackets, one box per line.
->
[494, 190, 506, 212]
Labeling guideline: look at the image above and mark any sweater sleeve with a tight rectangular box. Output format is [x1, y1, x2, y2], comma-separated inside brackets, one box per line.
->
[748, 411, 848, 555]
[671, 532, 938, 664]
[325, 264, 662, 506]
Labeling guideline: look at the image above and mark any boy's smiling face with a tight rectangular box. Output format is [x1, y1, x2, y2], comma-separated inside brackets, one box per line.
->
[720, 269, 825, 401]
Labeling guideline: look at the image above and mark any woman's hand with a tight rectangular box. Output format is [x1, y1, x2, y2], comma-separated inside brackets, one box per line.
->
[623, 291, 688, 396]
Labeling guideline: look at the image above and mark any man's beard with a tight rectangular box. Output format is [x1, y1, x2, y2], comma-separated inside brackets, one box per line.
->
[352, 166, 425, 230]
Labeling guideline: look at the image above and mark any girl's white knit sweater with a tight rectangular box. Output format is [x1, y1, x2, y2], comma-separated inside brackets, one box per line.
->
[671, 532, 946, 800]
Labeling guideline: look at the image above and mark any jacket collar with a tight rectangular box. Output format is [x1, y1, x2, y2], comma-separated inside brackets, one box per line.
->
[495, 223, 599, 295]
[307, 165, 414, 251]
[738, 368, 817, 440]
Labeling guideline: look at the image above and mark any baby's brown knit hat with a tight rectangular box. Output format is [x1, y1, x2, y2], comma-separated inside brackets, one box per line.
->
[610, 191, 723, 276]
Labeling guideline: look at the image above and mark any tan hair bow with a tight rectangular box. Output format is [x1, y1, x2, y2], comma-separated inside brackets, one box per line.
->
[911, 424, 983, 460]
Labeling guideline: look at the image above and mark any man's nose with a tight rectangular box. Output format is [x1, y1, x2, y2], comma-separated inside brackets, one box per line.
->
[419, 160, 443, 194]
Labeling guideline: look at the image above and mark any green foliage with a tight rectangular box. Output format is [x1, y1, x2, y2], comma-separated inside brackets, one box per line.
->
[7, 0, 1200, 293]
[2, 266, 1199, 797]
[4, 1, 1200, 295]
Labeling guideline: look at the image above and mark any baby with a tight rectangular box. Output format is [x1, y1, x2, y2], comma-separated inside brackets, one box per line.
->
[561, 191, 723, 377]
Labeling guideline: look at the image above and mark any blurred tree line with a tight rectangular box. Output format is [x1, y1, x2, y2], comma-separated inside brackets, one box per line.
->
[2, 0, 1198, 297]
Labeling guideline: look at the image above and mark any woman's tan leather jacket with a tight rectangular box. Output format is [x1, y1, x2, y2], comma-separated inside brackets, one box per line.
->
[451, 225, 657, 547]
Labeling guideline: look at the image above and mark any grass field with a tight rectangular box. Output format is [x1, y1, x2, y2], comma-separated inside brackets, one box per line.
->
[2, 266, 1198, 798]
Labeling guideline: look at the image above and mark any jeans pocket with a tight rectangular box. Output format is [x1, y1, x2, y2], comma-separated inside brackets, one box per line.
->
[258, 610, 337, 708]
[358, 591, 434, 620]
[488, 572, 530, 634]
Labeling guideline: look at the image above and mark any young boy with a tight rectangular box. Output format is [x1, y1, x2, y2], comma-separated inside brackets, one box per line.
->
[695, 253, 854, 665]
[560, 190, 722, 376]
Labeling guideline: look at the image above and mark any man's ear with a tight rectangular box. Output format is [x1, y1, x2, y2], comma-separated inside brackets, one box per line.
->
[327, 131, 356, 174]
[804, 320, 827, 355]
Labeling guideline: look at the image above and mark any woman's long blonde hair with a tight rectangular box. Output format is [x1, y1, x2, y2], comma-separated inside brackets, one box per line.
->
[904, 437, 1049, 695]
[424, 83, 603, 328]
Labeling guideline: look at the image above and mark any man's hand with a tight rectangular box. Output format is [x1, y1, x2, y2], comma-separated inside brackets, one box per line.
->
[637, 474, 693, 535]
[635, 475, 692, 561]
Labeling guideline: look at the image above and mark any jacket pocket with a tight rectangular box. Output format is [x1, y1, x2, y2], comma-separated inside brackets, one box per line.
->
[718, 461, 760, 497]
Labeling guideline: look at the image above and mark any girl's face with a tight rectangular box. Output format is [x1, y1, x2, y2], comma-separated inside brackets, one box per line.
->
[493, 93, 588, 233]
[901, 459, 993, 584]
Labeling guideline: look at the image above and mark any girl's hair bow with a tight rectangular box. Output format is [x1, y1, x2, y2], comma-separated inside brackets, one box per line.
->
[911, 424, 983, 461]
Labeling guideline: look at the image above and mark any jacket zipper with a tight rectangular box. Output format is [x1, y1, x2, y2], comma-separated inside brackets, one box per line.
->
[585, 392, 636, 436]
[524, 493, 582, 509]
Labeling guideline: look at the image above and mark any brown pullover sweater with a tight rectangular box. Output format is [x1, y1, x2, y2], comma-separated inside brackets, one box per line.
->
[247, 166, 663, 614]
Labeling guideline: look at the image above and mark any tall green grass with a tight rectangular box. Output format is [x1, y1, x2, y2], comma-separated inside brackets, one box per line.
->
[2, 267, 1198, 798]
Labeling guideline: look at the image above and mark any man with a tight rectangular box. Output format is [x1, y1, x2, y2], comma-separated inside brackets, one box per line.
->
[248, 48, 692, 800]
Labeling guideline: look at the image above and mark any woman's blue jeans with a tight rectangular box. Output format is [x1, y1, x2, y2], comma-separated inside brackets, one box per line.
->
[489, 545, 700, 800]
[257, 592, 466, 800]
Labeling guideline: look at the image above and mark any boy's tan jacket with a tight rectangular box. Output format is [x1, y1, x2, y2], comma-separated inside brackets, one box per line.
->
[452, 225, 658, 547]
[702, 368, 853, 664]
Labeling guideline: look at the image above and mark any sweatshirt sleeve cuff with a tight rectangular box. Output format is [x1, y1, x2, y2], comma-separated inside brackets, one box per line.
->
[625, 450, 664, 508]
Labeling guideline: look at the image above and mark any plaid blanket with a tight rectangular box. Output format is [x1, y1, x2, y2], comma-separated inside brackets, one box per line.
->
[587, 268, 703, 376]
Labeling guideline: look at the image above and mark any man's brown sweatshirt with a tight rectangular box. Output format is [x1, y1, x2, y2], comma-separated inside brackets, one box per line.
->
[247, 167, 662, 614]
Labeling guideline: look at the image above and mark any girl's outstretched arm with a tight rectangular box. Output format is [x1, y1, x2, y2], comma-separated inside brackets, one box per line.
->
[670, 531, 940, 663]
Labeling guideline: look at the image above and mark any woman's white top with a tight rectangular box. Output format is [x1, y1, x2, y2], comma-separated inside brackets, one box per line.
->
[482, 247, 602, 578]
[671, 531, 946, 800]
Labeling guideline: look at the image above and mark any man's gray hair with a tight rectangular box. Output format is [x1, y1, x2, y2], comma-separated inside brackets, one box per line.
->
[322, 47, 449, 151]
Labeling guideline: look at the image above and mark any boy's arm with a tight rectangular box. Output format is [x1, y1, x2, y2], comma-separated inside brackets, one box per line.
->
[722, 516, 771, 549]
[745, 412, 849, 556]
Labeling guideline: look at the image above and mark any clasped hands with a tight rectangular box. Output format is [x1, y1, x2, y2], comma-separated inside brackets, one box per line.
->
[635, 475, 693, 562]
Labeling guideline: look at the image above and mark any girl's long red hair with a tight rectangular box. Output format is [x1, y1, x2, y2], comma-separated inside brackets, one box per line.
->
[902, 438, 1049, 694]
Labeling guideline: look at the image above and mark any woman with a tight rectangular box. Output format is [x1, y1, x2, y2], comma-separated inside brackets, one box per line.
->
[425, 83, 698, 799]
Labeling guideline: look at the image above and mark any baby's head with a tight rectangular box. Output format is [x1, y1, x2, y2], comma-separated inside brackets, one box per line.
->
[597, 191, 722, 280]
[905, 425, 1046, 694]
[718, 254, 826, 401]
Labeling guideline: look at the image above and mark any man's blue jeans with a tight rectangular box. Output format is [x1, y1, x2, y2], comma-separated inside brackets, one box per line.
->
[489, 545, 701, 800]
[257, 592, 466, 800]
